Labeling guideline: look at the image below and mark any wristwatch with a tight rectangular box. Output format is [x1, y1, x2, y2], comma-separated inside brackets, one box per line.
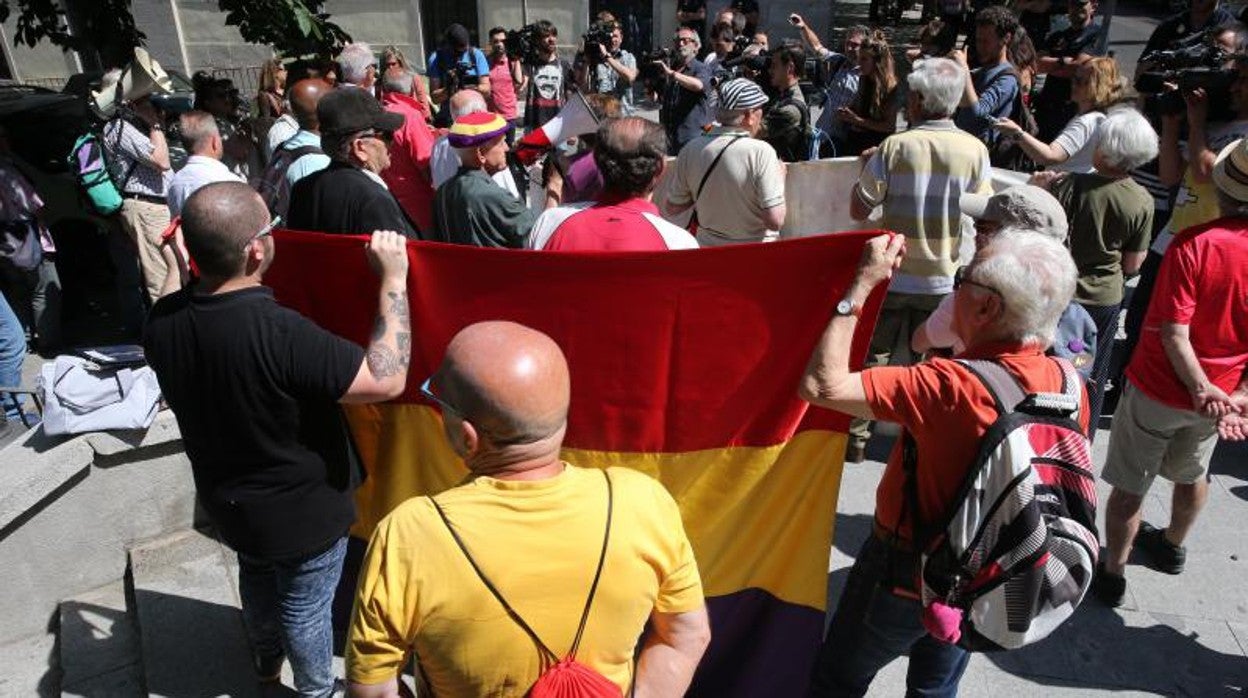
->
[835, 297, 861, 318]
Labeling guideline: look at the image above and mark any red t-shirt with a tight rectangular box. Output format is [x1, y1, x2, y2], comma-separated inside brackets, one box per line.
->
[380, 92, 437, 234]
[528, 197, 699, 252]
[863, 345, 1091, 543]
[488, 55, 519, 121]
[1127, 218, 1248, 410]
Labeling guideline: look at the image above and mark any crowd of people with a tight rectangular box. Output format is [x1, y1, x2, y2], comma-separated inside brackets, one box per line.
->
[1, 1, 1247, 696]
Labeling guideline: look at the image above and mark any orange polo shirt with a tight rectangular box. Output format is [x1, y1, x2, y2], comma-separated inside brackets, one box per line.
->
[862, 344, 1091, 544]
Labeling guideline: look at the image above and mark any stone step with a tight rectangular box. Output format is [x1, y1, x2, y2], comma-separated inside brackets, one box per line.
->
[127, 529, 260, 698]
[59, 579, 144, 696]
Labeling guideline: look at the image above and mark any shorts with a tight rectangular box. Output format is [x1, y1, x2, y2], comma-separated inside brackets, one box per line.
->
[1101, 380, 1219, 496]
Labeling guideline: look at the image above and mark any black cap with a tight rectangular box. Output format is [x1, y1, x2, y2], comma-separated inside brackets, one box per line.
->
[317, 87, 404, 137]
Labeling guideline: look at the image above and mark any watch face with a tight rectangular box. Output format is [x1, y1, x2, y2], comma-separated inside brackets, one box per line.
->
[837, 299, 854, 315]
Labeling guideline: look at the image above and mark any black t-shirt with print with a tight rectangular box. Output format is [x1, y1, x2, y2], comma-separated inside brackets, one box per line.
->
[144, 285, 365, 559]
[524, 56, 573, 130]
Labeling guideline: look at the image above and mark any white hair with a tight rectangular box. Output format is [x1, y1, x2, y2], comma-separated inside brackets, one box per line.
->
[971, 230, 1077, 347]
[338, 42, 375, 85]
[382, 69, 414, 95]
[450, 89, 487, 118]
[907, 58, 965, 118]
[676, 27, 701, 51]
[1096, 107, 1159, 172]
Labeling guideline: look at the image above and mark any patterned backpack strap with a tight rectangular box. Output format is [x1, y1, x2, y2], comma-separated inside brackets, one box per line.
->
[956, 359, 1027, 415]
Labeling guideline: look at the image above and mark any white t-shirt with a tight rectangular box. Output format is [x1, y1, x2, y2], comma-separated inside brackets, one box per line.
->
[1050, 111, 1105, 174]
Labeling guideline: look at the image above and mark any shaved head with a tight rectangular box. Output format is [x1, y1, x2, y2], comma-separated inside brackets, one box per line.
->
[436, 321, 570, 448]
[181, 181, 271, 279]
[290, 78, 332, 130]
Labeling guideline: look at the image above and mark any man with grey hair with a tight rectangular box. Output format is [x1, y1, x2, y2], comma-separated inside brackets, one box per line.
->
[337, 42, 378, 90]
[657, 26, 713, 154]
[1094, 134, 1248, 608]
[845, 57, 992, 463]
[800, 230, 1088, 696]
[664, 78, 786, 246]
[529, 117, 697, 250]
[912, 185, 1099, 382]
[379, 68, 438, 234]
[428, 91, 522, 201]
[167, 110, 243, 218]
[287, 88, 418, 237]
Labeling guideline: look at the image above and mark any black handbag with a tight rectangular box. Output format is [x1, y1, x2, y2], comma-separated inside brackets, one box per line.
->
[0, 218, 43, 270]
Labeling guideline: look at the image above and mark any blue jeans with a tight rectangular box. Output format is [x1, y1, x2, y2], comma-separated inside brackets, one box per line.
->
[809, 535, 970, 697]
[1080, 301, 1122, 442]
[0, 292, 26, 421]
[238, 536, 347, 697]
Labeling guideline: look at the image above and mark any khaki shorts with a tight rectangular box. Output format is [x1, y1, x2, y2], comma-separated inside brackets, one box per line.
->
[1101, 381, 1219, 496]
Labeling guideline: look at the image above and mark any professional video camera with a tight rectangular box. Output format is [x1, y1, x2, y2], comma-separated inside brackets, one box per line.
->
[582, 21, 614, 64]
[1135, 32, 1236, 119]
[506, 24, 543, 65]
[639, 47, 674, 83]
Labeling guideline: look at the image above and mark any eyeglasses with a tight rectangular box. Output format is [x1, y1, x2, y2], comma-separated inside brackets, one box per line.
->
[421, 377, 464, 420]
[242, 215, 281, 250]
[358, 129, 394, 144]
[675, 37, 696, 45]
[953, 265, 1003, 299]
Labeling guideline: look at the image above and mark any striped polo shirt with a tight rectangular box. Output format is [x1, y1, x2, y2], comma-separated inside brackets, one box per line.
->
[855, 119, 992, 295]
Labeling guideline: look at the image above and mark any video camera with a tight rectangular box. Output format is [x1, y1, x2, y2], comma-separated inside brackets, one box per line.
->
[640, 47, 674, 83]
[582, 22, 615, 64]
[1136, 31, 1236, 120]
[506, 24, 543, 65]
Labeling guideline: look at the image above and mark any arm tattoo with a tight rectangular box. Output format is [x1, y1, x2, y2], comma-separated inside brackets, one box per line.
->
[388, 290, 411, 330]
[396, 332, 411, 356]
[366, 343, 404, 378]
[371, 315, 386, 342]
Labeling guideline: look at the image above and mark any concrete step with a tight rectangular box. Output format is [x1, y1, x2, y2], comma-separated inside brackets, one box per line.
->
[59, 579, 144, 696]
[127, 529, 261, 698]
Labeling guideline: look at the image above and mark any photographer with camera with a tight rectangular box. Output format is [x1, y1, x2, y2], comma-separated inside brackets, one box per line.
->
[1138, 0, 1235, 78]
[764, 43, 812, 162]
[428, 24, 491, 126]
[706, 23, 737, 69]
[582, 20, 638, 113]
[522, 21, 574, 132]
[658, 27, 715, 155]
[793, 15, 867, 157]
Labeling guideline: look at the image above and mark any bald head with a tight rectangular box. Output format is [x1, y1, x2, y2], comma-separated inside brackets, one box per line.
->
[449, 89, 487, 119]
[289, 78, 332, 130]
[181, 181, 271, 279]
[437, 321, 570, 449]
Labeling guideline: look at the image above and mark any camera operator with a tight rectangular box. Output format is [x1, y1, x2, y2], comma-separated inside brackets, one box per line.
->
[523, 20, 574, 132]
[583, 20, 638, 113]
[428, 24, 491, 124]
[793, 15, 868, 157]
[658, 27, 715, 155]
[764, 43, 812, 162]
[1138, 0, 1235, 78]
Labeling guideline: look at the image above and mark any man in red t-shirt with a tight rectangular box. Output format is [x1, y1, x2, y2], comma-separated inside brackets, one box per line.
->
[379, 68, 437, 235]
[1096, 138, 1248, 607]
[485, 28, 522, 130]
[528, 117, 698, 252]
[799, 231, 1085, 696]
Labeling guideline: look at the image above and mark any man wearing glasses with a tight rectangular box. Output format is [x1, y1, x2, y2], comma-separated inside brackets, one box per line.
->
[144, 181, 412, 695]
[798, 231, 1088, 697]
[288, 88, 420, 238]
[657, 27, 713, 155]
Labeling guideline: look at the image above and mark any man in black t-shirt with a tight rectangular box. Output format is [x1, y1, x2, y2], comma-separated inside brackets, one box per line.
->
[1034, 0, 1106, 140]
[144, 181, 412, 694]
[288, 86, 420, 237]
[523, 20, 574, 131]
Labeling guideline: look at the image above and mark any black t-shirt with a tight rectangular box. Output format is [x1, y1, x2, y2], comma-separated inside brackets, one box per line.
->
[678, 0, 707, 35]
[288, 162, 420, 238]
[144, 285, 366, 558]
[1141, 8, 1236, 58]
[523, 56, 573, 130]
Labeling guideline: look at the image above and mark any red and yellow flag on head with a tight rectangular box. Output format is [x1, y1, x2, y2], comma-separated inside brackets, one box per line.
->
[266, 230, 885, 696]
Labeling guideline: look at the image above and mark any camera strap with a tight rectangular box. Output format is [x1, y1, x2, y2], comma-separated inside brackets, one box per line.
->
[688, 134, 745, 234]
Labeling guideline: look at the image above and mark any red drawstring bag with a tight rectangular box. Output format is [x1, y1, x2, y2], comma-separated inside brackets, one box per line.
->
[430, 469, 621, 698]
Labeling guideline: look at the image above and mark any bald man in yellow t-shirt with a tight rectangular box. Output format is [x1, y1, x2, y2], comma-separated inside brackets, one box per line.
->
[345, 321, 710, 698]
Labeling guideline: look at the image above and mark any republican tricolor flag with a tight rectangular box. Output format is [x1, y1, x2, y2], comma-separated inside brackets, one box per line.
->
[265, 231, 885, 695]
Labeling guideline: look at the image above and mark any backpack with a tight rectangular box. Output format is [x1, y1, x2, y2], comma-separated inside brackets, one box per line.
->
[769, 95, 815, 163]
[984, 68, 1040, 173]
[258, 138, 323, 218]
[67, 130, 130, 216]
[430, 469, 622, 697]
[906, 358, 1098, 652]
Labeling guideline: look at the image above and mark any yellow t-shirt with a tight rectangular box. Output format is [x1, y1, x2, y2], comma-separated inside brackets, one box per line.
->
[345, 464, 704, 695]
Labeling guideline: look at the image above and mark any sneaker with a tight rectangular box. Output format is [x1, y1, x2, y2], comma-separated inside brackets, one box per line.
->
[253, 652, 284, 682]
[1135, 521, 1186, 574]
[1092, 565, 1126, 607]
[845, 443, 866, 464]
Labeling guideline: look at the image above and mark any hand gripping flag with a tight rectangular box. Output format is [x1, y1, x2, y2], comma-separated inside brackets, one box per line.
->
[265, 231, 887, 695]
[513, 91, 601, 165]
